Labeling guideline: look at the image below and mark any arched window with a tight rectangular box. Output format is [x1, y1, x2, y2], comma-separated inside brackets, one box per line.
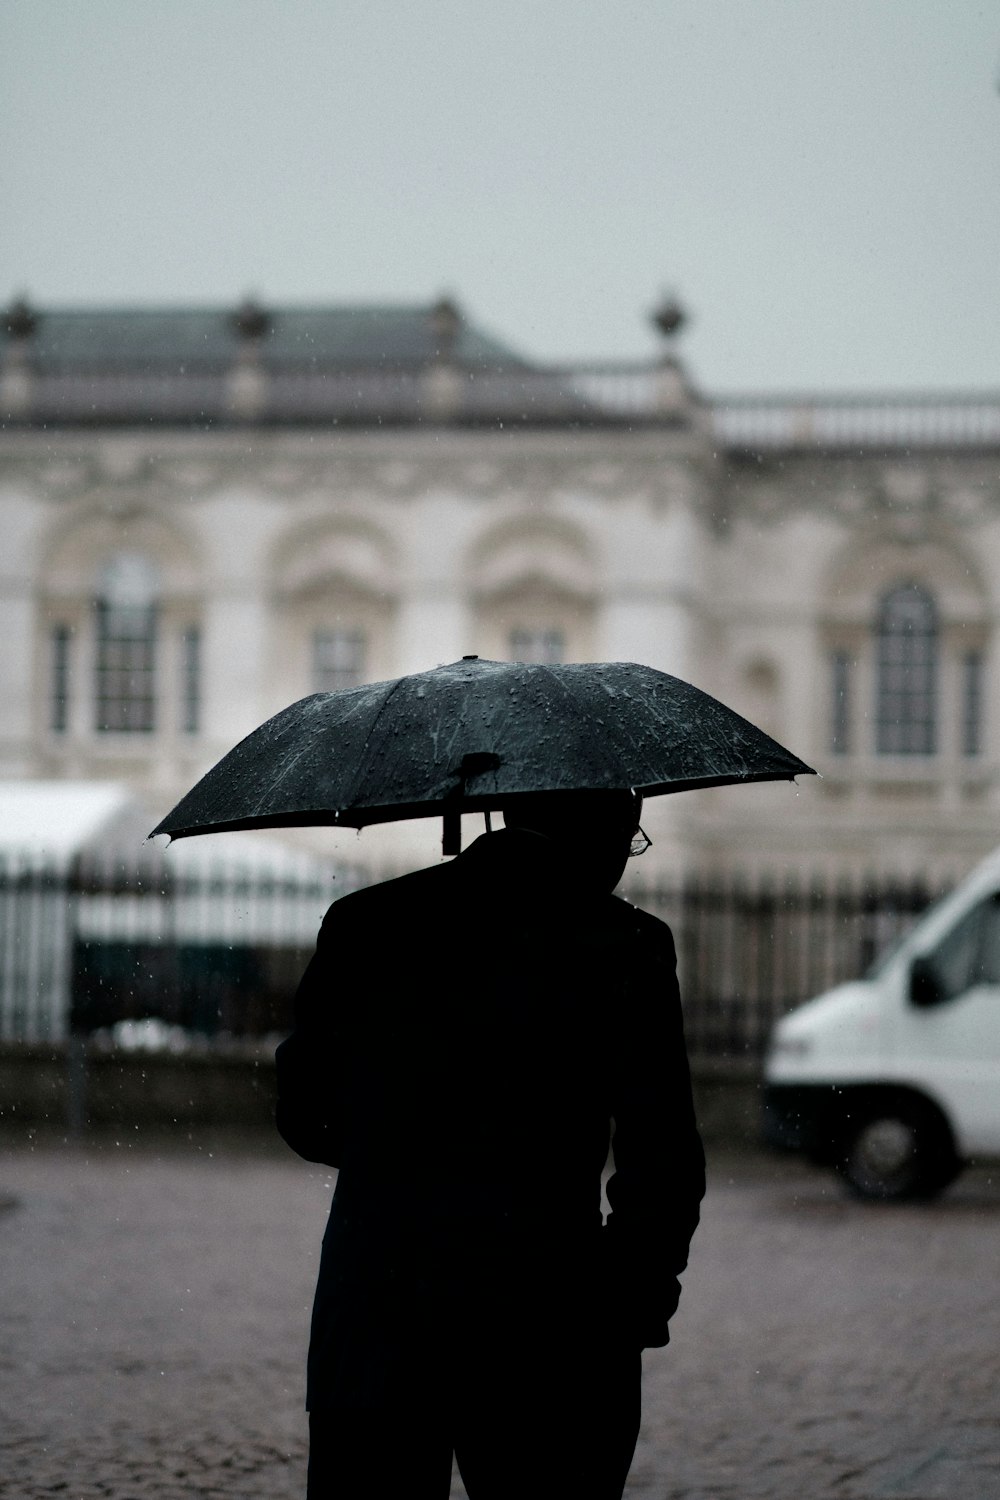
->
[467, 520, 597, 666]
[41, 515, 202, 753]
[875, 582, 938, 756]
[269, 520, 396, 710]
[94, 553, 160, 733]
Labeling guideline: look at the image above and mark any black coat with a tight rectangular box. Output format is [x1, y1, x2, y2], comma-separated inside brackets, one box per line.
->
[275, 827, 705, 1412]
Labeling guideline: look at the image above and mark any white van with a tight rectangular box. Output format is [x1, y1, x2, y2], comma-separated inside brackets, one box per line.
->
[763, 846, 1000, 1200]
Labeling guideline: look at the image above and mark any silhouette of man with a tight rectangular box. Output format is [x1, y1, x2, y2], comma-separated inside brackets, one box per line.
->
[276, 789, 705, 1499]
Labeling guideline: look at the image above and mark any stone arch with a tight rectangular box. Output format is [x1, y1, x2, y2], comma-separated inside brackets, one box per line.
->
[820, 531, 988, 628]
[270, 515, 399, 603]
[267, 516, 399, 704]
[465, 516, 599, 662]
[466, 515, 599, 605]
[39, 505, 202, 601]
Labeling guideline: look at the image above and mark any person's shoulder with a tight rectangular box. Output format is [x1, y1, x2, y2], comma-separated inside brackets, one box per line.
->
[604, 892, 676, 949]
[319, 859, 449, 925]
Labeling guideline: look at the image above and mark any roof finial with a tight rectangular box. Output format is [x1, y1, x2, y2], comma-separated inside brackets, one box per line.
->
[4, 294, 39, 341]
[230, 295, 272, 341]
[650, 291, 687, 342]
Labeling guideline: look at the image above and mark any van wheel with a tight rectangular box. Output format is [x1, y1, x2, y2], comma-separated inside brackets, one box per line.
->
[838, 1099, 960, 1202]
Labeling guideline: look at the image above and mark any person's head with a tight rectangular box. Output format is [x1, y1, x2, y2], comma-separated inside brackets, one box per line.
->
[501, 788, 644, 893]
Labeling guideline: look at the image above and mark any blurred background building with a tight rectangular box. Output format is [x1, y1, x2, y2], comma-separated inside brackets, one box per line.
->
[3, 291, 999, 890]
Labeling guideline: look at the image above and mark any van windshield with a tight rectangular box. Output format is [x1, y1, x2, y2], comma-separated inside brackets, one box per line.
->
[864, 883, 1000, 984]
[863, 886, 953, 980]
[865, 927, 915, 980]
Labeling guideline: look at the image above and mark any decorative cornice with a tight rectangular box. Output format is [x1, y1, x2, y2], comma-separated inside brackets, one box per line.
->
[3, 431, 999, 530]
[716, 453, 1000, 532]
[0, 429, 710, 510]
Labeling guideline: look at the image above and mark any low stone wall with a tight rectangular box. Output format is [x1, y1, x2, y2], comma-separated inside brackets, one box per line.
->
[0, 1043, 763, 1148]
[0, 1041, 277, 1133]
[688, 1056, 765, 1148]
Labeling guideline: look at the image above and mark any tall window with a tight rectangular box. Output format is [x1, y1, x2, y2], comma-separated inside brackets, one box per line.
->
[312, 627, 366, 692]
[509, 627, 564, 665]
[94, 554, 159, 734]
[875, 583, 937, 756]
[181, 626, 201, 734]
[830, 650, 851, 755]
[962, 650, 984, 758]
[50, 624, 72, 734]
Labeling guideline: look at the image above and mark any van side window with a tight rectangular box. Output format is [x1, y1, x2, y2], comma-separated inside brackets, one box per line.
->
[978, 894, 1000, 984]
[924, 895, 1000, 1000]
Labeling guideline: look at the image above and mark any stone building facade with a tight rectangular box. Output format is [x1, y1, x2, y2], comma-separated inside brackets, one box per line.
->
[2, 294, 999, 881]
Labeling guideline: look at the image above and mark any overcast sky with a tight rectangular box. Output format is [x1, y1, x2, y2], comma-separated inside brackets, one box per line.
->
[2, 0, 999, 392]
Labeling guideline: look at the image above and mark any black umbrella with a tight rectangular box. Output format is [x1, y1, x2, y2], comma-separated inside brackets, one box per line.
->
[150, 657, 814, 853]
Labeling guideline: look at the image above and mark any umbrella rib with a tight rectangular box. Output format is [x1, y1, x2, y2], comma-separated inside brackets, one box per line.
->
[532, 664, 628, 784]
[236, 677, 406, 821]
[330, 673, 410, 813]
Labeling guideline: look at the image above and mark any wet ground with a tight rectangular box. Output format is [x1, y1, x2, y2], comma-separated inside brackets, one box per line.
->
[1, 1133, 998, 1499]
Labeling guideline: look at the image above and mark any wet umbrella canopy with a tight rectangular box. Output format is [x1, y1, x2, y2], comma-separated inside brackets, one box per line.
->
[151, 658, 814, 850]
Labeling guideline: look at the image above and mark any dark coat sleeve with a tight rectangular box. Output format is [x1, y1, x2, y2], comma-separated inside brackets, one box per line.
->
[604, 915, 705, 1348]
[274, 899, 348, 1167]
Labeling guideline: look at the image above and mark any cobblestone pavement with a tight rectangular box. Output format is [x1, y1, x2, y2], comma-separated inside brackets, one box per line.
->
[1, 1133, 998, 1499]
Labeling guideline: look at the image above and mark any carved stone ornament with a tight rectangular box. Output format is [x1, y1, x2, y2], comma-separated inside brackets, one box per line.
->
[721, 454, 1000, 531]
[3, 440, 699, 517]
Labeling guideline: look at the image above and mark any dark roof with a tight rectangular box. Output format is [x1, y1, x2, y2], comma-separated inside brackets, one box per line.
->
[0, 301, 527, 373]
[0, 296, 697, 430]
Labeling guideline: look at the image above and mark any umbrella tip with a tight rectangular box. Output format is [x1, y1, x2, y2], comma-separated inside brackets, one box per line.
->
[462, 654, 479, 661]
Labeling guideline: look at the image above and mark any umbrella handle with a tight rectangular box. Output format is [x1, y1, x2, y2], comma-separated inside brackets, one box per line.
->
[442, 807, 461, 857]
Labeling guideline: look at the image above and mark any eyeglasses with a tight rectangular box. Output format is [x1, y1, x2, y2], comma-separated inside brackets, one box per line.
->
[628, 826, 652, 858]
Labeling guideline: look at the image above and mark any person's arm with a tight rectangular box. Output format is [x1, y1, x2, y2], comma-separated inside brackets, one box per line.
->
[274, 900, 349, 1166]
[604, 918, 706, 1348]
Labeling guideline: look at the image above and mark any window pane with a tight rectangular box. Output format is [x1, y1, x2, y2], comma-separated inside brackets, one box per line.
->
[509, 628, 564, 665]
[926, 903, 982, 1000]
[962, 650, 983, 758]
[50, 624, 72, 734]
[313, 628, 366, 692]
[830, 650, 851, 755]
[875, 583, 937, 756]
[95, 601, 157, 733]
[98, 553, 160, 609]
[49, 624, 72, 735]
[182, 626, 201, 735]
[979, 896, 1000, 984]
[930, 896, 1000, 996]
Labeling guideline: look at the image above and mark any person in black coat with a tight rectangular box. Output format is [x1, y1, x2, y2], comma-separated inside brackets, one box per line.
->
[275, 789, 705, 1500]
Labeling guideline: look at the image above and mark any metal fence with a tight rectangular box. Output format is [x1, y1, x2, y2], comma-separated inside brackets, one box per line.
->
[0, 850, 359, 1044]
[1, 856, 947, 1056]
[628, 871, 948, 1056]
